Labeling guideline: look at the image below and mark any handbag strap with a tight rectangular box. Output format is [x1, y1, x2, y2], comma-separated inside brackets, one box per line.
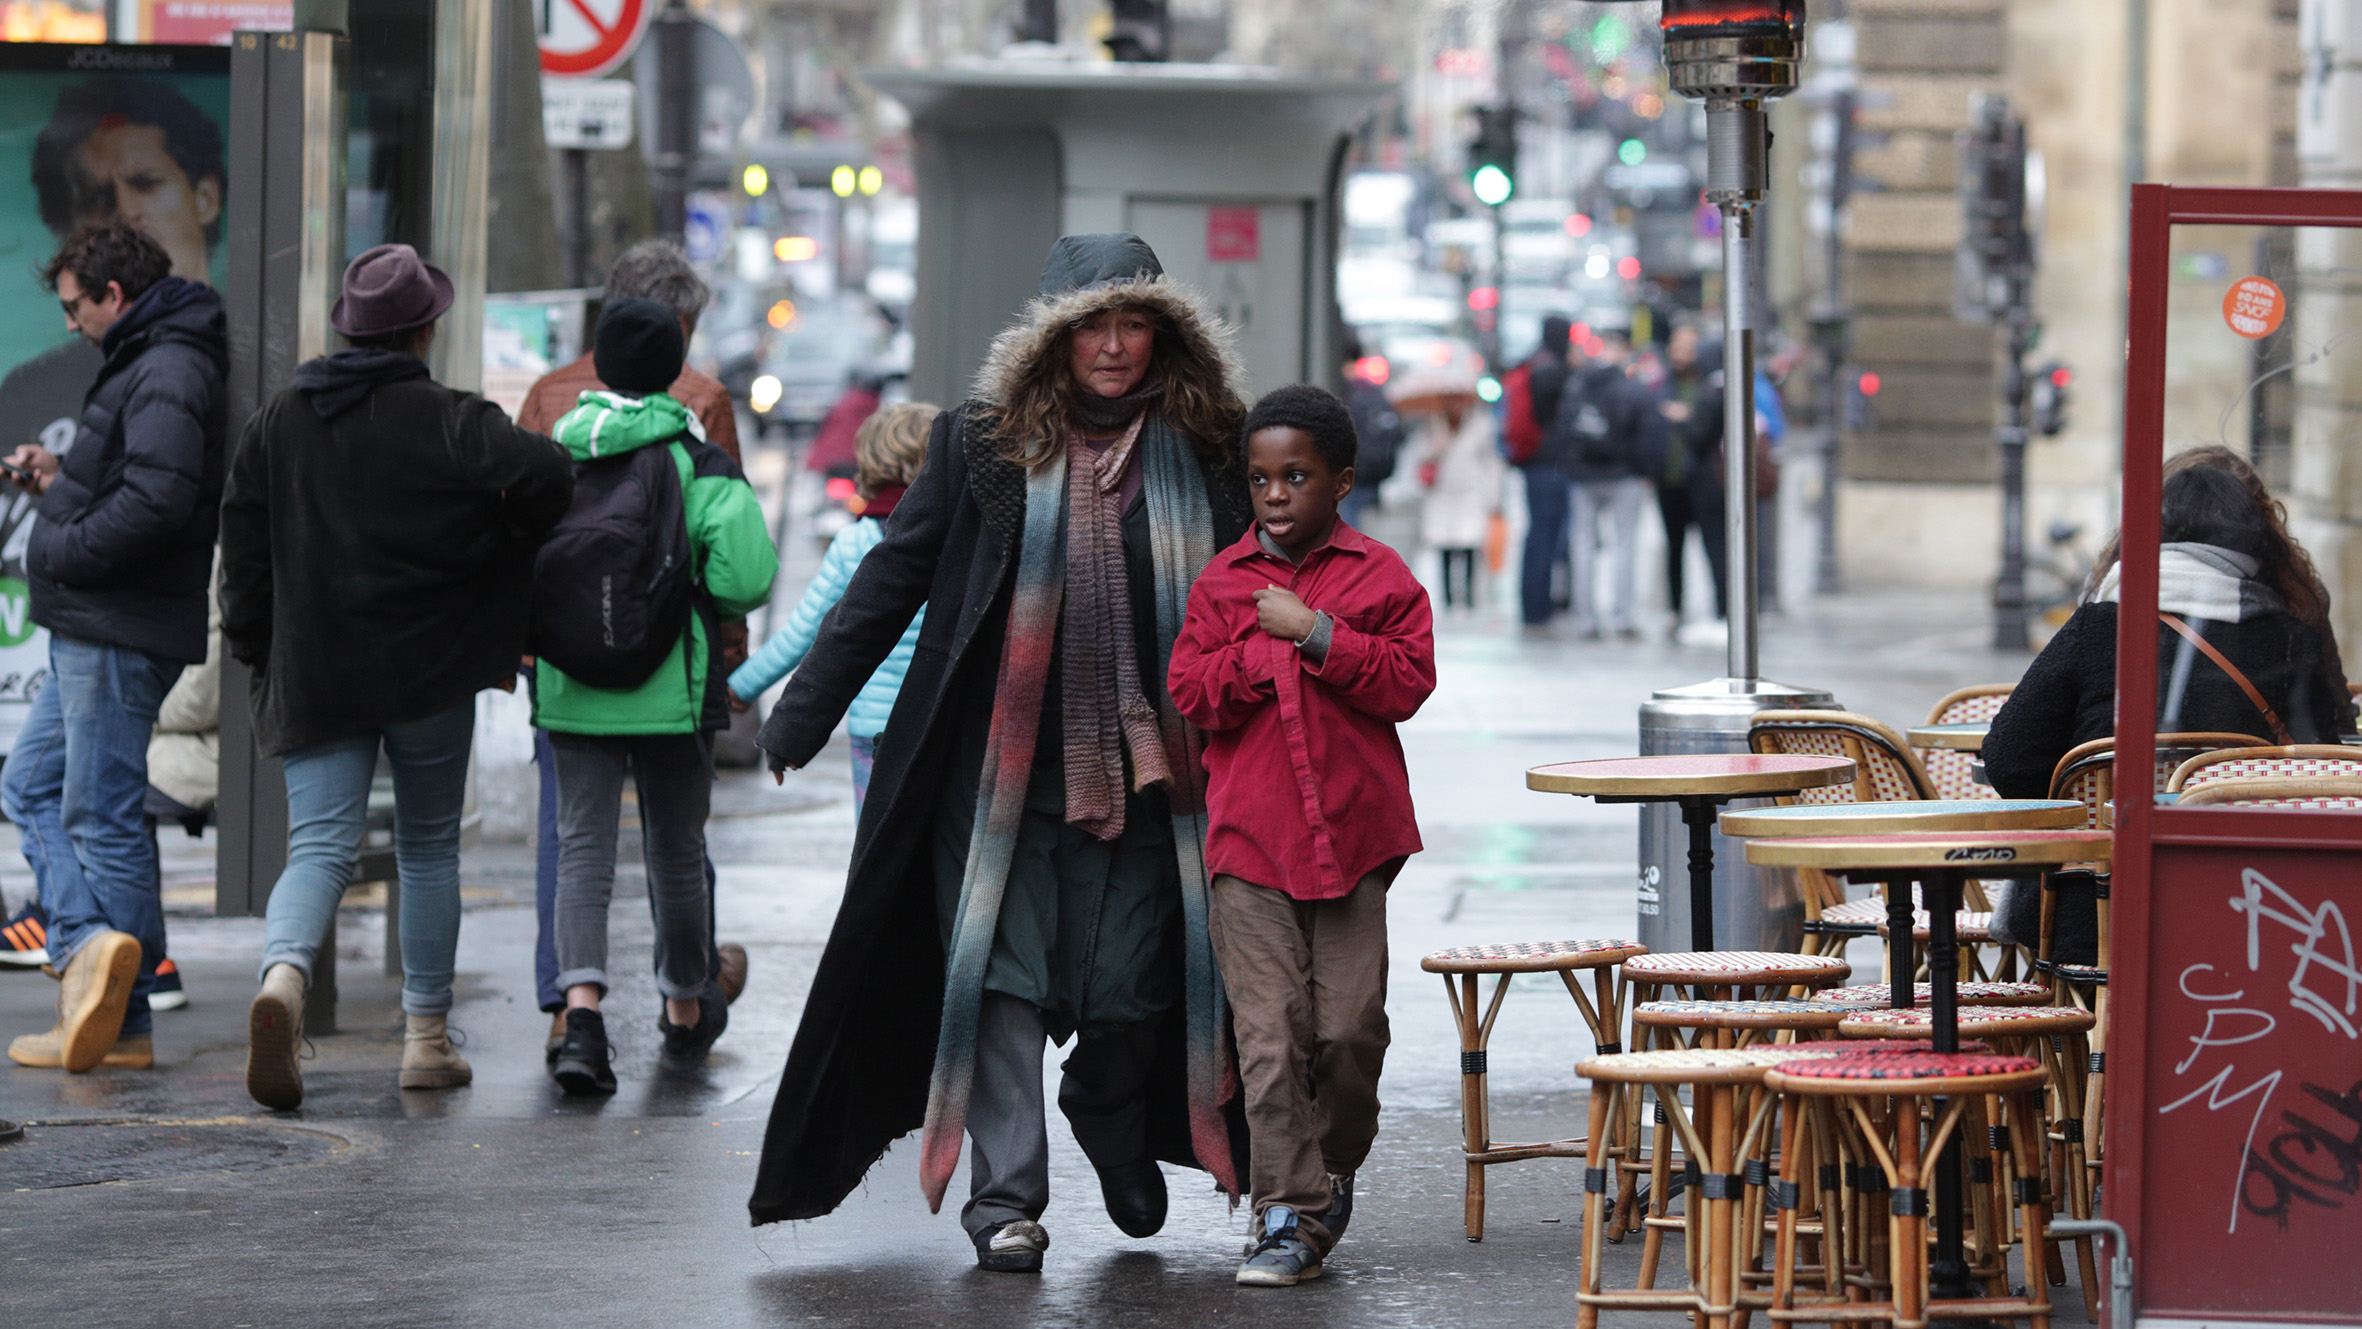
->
[2160, 612, 2295, 744]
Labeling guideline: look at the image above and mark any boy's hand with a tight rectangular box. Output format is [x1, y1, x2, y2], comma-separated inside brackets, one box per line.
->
[1253, 585, 1317, 643]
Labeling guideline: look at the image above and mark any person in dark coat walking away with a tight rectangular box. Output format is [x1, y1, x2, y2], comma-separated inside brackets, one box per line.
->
[1983, 450, 2355, 800]
[1335, 335, 1402, 529]
[1656, 322, 1727, 628]
[3, 221, 225, 1074]
[221, 243, 573, 1109]
[1517, 314, 1575, 626]
[748, 234, 1255, 1272]
[1556, 330, 1662, 639]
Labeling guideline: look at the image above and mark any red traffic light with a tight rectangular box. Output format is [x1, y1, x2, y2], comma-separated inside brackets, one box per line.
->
[1616, 256, 1642, 280]
[1468, 286, 1500, 311]
[2049, 367, 2072, 388]
[1564, 213, 1593, 237]
[1858, 370, 1882, 397]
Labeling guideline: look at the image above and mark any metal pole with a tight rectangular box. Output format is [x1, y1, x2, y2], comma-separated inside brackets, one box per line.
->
[1993, 317, 2032, 649]
[1814, 85, 1855, 596]
[652, 0, 692, 240]
[1709, 99, 1767, 685]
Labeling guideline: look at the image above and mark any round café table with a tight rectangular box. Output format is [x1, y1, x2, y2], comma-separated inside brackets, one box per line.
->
[1737, 827, 2109, 1301]
[1527, 754, 1856, 952]
[1906, 722, 1990, 751]
[1719, 799, 2085, 1011]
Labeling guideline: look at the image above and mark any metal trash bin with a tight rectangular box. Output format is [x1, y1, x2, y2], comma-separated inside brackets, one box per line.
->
[1636, 677, 1837, 954]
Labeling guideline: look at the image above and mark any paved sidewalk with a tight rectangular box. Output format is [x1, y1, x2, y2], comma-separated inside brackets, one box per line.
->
[0, 582, 2087, 1327]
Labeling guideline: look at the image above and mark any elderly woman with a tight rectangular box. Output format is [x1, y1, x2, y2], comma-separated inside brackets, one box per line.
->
[748, 235, 1253, 1271]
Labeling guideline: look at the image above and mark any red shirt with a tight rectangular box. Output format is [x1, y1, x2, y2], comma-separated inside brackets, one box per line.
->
[1168, 522, 1436, 900]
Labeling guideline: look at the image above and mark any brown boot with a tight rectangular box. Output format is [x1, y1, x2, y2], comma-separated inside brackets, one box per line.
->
[399, 1014, 472, 1090]
[717, 943, 749, 1004]
[247, 962, 306, 1109]
[8, 1020, 150, 1069]
[56, 930, 140, 1072]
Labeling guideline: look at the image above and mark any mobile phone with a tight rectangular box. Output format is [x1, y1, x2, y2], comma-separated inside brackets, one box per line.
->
[0, 458, 33, 486]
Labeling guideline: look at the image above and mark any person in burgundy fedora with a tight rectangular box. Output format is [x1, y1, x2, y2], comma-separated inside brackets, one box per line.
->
[220, 242, 573, 1108]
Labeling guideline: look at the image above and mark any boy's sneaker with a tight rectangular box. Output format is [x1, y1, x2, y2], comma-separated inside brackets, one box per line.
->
[973, 1219, 1049, 1273]
[1237, 1206, 1323, 1287]
[149, 957, 188, 1011]
[1323, 1172, 1354, 1242]
[0, 900, 50, 968]
[657, 988, 729, 1069]
[551, 1008, 617, 1096]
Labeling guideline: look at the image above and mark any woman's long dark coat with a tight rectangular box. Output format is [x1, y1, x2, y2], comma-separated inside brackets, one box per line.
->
[748, 400, 1252, 1224]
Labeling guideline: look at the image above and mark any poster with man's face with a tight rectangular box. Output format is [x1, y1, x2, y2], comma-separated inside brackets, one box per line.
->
[0, 44, 229, 753]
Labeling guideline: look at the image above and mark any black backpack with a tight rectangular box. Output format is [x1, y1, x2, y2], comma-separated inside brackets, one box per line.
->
[530, 442, 695, 690]
[1553, 376, 1623, 470]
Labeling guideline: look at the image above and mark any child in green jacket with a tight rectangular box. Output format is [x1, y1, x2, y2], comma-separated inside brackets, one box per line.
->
[537, 298, 777, 1095]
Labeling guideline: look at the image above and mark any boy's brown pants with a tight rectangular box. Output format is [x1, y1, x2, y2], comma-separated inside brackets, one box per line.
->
[1207, 868, 1393, 1254]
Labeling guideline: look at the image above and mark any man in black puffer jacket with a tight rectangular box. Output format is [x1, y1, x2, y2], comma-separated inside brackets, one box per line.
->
[3, 221, 224, 1073]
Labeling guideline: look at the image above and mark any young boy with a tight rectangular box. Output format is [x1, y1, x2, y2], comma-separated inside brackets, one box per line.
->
[1167, 384, 1437, 1286]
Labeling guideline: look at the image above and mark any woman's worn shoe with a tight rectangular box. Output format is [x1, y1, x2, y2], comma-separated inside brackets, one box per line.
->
[246, 963, 306, 1109]
[1323, 1172, 1354, 1242]
[1236, 1207, 1323, 1287]
[551, 1007, 617, 1096]
[657, 990, 729, 1069]
[399, 1014, 473, 1090]
[1095, 1157, 1168, 1237]
[973, 1219, 1049, 1273]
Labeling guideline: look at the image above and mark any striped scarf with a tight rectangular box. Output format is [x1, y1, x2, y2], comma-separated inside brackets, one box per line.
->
[918, 415, 1235, 1210]
[1061, 416, 1171, 839]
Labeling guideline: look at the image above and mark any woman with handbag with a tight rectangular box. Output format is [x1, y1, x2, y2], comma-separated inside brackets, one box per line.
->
[1982, 448, 2357, 799]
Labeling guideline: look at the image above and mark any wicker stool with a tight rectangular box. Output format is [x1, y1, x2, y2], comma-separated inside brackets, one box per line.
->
[1419, 938, 1647, 1240]
[1839, 1004, 2100, 1304]
[1633, 999, 1849, 1049]
[1761, 1052, 2054, 1329]
[1807, 980, 2051, 1010]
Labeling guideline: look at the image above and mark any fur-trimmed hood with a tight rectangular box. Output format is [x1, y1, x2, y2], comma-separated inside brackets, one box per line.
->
[970, 244, 1247, 468]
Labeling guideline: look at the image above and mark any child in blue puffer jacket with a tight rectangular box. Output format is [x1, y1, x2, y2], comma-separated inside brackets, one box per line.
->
[729, 402, 936, 811]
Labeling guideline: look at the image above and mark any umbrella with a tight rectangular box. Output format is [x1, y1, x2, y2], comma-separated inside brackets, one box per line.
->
[1385, 364, 1481, 416]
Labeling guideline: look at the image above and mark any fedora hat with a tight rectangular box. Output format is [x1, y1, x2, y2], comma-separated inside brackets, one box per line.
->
[330, 243, 454, 338]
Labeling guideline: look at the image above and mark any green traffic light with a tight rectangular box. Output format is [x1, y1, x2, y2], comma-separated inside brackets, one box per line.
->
[1472, 164, 1513, 206]
[1618, 138, 1647, 166]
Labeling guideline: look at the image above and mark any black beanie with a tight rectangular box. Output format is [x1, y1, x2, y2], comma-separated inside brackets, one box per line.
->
[593, 296, 685, 395]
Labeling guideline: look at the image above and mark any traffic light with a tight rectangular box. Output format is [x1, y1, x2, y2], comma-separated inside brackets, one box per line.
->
[2031, 362, 2071, 436]
[1954, 94, 2031, 324]
[1469, 104, 1517, 206]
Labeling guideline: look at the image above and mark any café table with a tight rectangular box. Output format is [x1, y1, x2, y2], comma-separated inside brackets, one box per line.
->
[1741, 828, 2109, 1304]
[1527, 754, 1855, 952]
[1718, 799, 2086, 1009]
[1905, 721, 1991, 751]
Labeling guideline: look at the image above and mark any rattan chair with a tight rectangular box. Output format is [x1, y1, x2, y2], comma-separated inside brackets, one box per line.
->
[1916, 684, 2014, 801]
[1748, 711, 1941, 962]
[2175, 775, 2362, 808]
[2166, 743, 2362, 794]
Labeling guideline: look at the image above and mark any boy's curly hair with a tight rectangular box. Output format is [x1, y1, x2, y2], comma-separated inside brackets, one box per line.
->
[854, 402, 939, 500]
[1242, 384, 1357, 473]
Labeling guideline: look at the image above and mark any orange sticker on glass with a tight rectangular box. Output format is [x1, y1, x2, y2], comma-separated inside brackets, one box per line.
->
[2224, 276, 2285, 339]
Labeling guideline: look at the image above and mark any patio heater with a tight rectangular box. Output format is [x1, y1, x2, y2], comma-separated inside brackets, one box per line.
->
[1634, 0, 1837, 955]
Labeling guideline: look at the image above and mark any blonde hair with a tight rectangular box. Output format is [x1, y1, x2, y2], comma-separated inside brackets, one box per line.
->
[855, 401, 939, 499]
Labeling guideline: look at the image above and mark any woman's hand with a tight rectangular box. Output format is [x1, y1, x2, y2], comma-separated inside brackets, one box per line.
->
[1253, 585, 1317, 642]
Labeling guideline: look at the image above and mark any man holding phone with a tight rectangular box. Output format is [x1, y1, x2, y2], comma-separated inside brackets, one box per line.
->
[3, 220, 226, 1073]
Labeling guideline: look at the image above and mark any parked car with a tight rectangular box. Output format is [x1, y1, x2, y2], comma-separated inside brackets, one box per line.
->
[745, 294, 892, 438]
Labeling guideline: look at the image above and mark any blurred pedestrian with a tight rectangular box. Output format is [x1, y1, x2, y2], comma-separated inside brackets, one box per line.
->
[1335, 335, 1403, 529]
[1554, 331, 1662, 639]
[536, 299, 777, 1096]
[517, 240, 753, 1059]
[222, 243, 572, 1108]
[729, 401, 939, 813]
[1393, 371, 1499, 610]
[1514, 314, 1576, 627]
[1168, 384, 1435, 1286]
[1657, 323, 1727, 627]
[747, 234, 1252, 1270]
[3, 221, 224, 1074]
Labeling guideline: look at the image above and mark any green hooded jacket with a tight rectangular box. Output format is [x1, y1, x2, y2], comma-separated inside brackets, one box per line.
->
[533, 390, 777, 735]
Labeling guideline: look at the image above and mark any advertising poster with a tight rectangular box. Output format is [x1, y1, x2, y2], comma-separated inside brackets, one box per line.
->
[0, 43, 229, 754]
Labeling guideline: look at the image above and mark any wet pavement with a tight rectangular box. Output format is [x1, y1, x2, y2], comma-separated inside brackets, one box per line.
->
[0, 564, 2092, 1326]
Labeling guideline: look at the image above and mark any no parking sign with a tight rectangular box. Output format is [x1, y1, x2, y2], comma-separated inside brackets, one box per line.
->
[538, 0, 652, 79]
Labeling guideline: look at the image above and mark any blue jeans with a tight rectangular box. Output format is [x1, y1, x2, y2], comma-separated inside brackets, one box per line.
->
[1, 635, 181, 1037]
[257, 700, 475, 1016]
[1520, 464, 1573, 625]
